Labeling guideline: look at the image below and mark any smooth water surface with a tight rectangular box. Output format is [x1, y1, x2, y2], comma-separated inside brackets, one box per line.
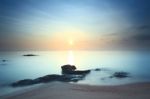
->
[0, 51, 150, 95]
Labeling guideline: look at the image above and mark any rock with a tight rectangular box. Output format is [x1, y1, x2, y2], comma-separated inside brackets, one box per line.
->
[11, 79, 34, 87]
[61, 64, 76, 73]
[11, 74, 86, 87]
[112, 72, 129, 78]
[34, 74, 72, 83]
[2, 60, 7, 62]
[11, 75, 68, 87]
[0, 60, 8, 66]
[61, 64, 90, 75]
[23, 54, 38, 56]
[11, 65, 91, 87]
[94, 68, 101, 71]
[66, 70, 91, 75]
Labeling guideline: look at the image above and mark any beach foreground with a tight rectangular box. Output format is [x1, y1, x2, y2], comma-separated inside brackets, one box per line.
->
[1, 82, 150, 99]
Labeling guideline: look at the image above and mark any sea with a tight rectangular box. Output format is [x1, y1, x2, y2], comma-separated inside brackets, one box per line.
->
[0, 51, 150, 96]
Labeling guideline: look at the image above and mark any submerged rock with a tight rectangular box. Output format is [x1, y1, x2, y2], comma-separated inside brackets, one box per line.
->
[2, 60, 8, 62]
[61, 64, 91, 75]
[0, 59, 8, 65]
[11, 75, 69, 87]
[23, 54, 38, 56]
[94, 68, 101, 71]
[111, 72, 129, 78]
[11, 79, 34, 87]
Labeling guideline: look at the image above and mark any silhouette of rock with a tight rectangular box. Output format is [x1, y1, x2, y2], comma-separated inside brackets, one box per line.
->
[61, 64, 76, 73]
[23, 54, 38, 56]
[34, 74, 73, 83]
[11, 74, 86, 87]
[61, 64, 90, 75]
[11, 79, 34, 87]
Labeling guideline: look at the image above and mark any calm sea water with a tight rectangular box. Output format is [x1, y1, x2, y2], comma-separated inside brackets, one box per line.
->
[0, 51, 150, 95]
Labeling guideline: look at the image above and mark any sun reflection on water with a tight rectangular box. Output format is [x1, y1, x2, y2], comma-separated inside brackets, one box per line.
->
[67, 50, 74, 65]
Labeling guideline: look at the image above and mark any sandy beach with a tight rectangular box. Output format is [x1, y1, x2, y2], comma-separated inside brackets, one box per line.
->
[1, 82, 150, 99]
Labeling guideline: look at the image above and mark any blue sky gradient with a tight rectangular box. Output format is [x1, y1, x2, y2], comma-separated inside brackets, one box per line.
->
[0, 0, 150, 50]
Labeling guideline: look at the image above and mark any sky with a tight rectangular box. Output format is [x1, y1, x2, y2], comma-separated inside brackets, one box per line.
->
[0, 0, 150, 50]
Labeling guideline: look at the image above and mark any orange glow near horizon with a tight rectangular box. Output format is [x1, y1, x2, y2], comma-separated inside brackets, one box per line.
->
[19, 32, 118, 50]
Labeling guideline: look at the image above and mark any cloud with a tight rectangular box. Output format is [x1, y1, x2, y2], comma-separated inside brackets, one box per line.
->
[129, 25, 150, 41]
[118, 25, 150, 49]
[137, 25, 150, 30]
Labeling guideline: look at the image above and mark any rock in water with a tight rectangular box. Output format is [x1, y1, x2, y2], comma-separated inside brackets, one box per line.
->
[61, 64, 76, 73]
[61, 64, 90, 75]
[23, 54, 38, 56]
[2, 60, 8, 62]
[11, 65, 91, 87]
[11, 79, 34, 87]
[94, 68, 101, 71]
[112, 72, 129, 78]
[11, 74, 86, 87]
[11, 75, 69, 87]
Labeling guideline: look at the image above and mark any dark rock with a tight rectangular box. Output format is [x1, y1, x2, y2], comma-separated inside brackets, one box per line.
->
[11, 75, 68, 87]
[2, 60, 7, 62]
[65, 70, 91, 75]
[23, 54, 38, 56]
[112, 72, 129, 78]
[11, 74, 86, 87]
[61, 64, 90, 75]
[61, 64, 76, 73]
[94, 68, 101, 71]
[11, 79, 34, 87]
[11, 65, 91, 87]
[0, 60, 8, 66]
[34, 74, 72, 83]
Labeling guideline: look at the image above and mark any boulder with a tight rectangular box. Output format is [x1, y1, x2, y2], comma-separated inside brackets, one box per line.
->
[61, 64, 76, 73]
[61, 64, 90, 75]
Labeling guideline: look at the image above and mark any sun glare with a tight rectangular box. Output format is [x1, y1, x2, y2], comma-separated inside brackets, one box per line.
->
[69, 40, 73, 45]
[68, 50, 74, 65]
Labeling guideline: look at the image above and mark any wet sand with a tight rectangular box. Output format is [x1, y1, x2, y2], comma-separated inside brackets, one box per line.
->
[1, 82, 150, 99]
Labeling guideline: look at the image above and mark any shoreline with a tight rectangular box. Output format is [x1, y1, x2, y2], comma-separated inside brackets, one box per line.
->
[1, 81, 150, 99]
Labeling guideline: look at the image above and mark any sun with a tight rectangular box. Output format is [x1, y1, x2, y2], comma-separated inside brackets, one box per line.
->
[69, 40, 73, 45]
